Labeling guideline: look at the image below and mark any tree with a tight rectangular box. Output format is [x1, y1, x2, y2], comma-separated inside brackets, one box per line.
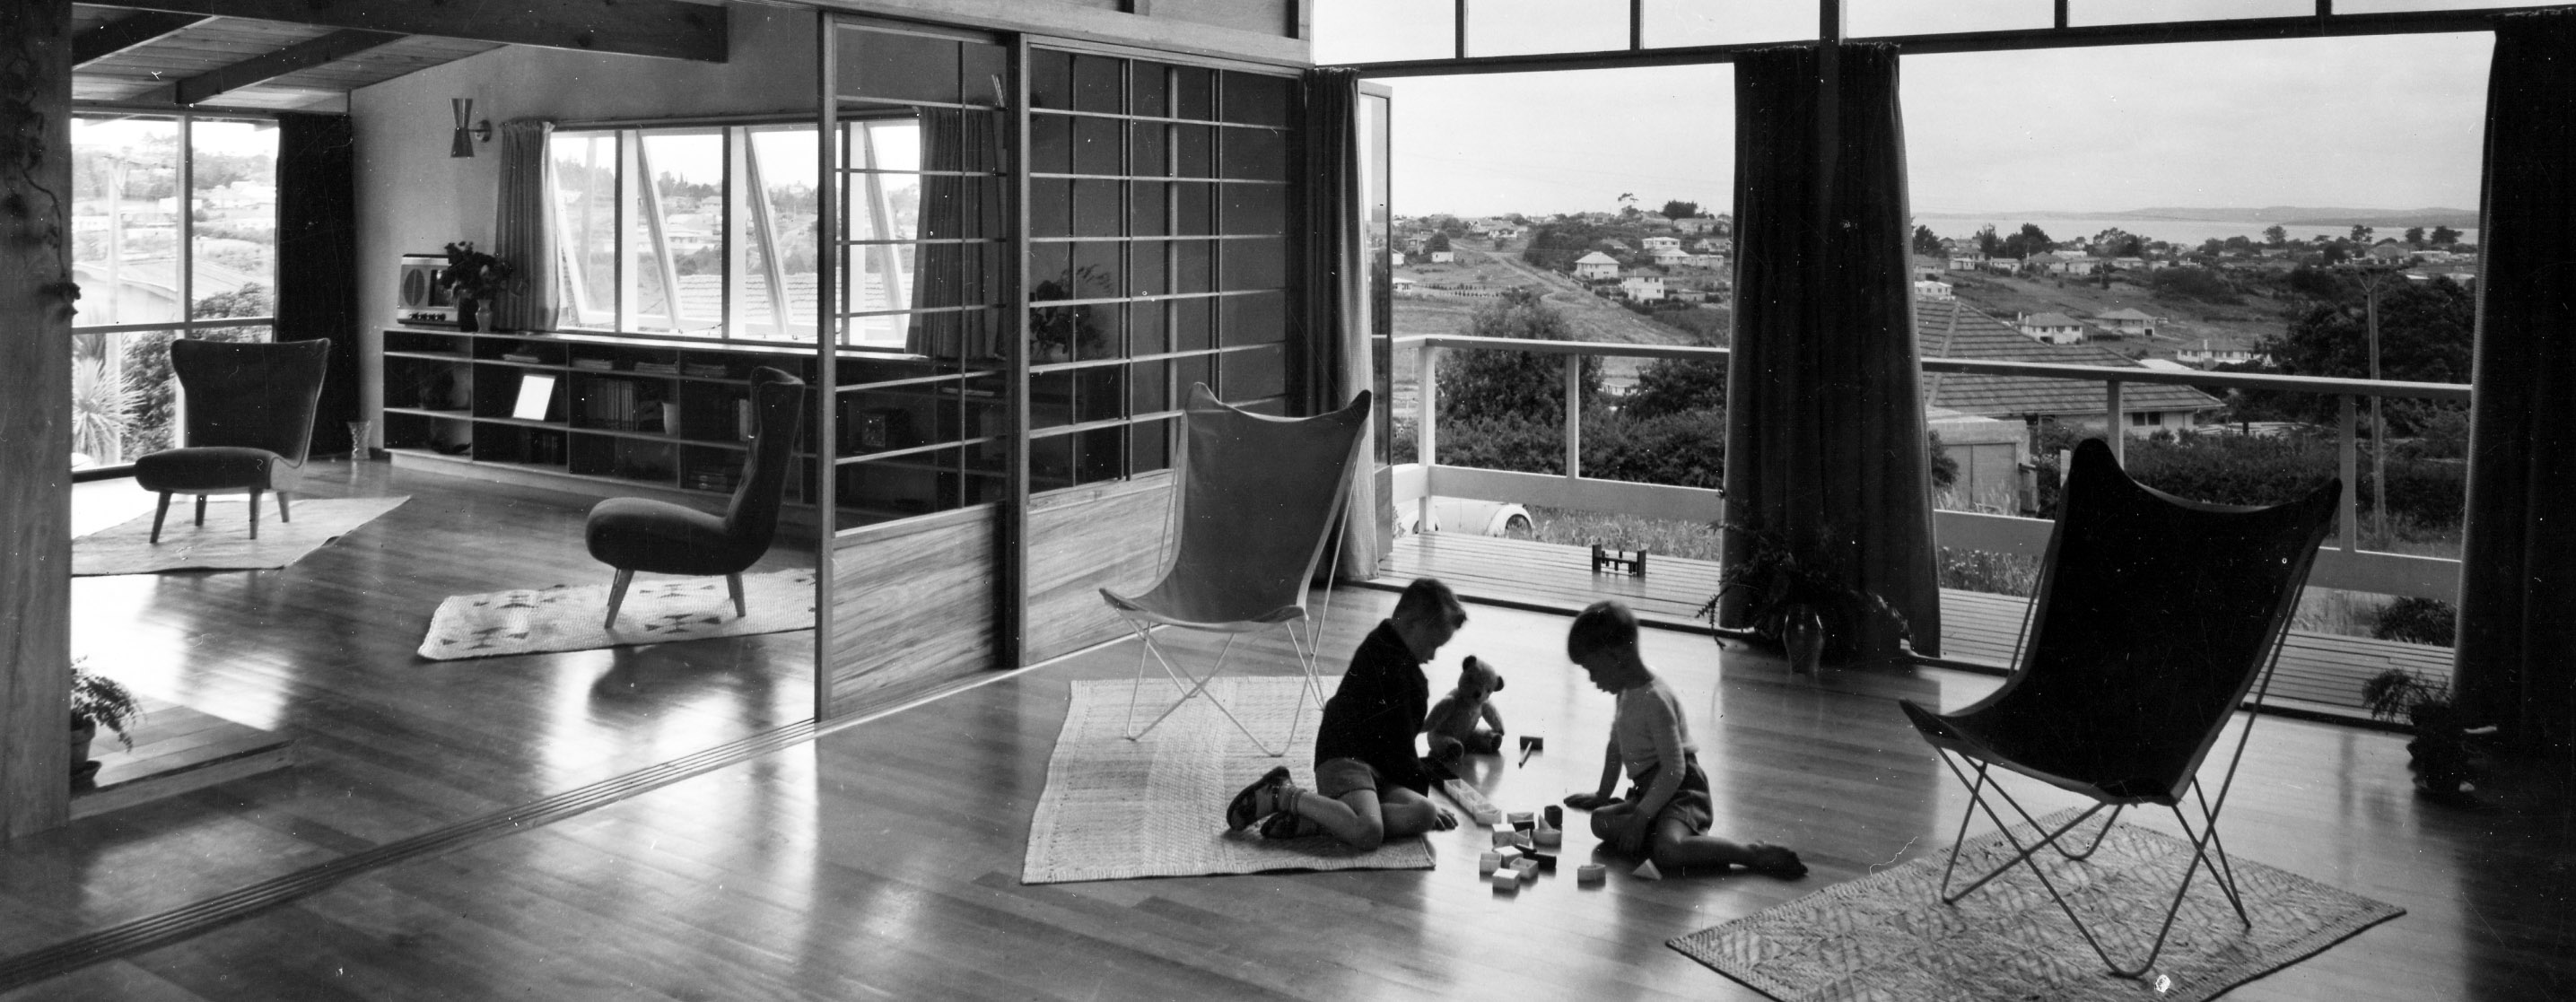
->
[2349, 223, 2374, 243]
[2090, 227, 2144, 257]
[2262, 224, 2287, 247]
[1616, 193, 1638, 218]
[1973, 223, 2002, 257]
[1426, 231, 1451, 252]
[2257, 278, 2476, 432]
[1912, 224, 1943, 257]
[1659, 199, 1701, 221]
[2404, 225, 2426, 246]
[1436, 287, 1602, 426]
[1624, 353, 1728, 420]
[1999, 222, 2053, 259]
[2430, 224, 2462, 246]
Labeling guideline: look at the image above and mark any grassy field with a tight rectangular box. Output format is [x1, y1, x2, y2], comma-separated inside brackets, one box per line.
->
[1944, 269, 2287, 356]
[1390, 243, 1700, 403]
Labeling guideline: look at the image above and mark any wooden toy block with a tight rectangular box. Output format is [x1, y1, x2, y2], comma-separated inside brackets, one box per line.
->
[1512, 858, 1540, 882]
[1576, 864, 1607, 885]
[1506, 811, 1535, 830]
[1513, 832, 1534, 851]
[1533, 828, 1562, 848]
[1493, 846, 1524, 862]
[1490, 827, 1519, 847]
[1633, 859, 1663, 881]
[1443, 779, 1503, 826]
[1543, 805, 1563, 829]
[1525, 850, 1558, 872]
[1479, 851, 1503, 875]
[1490, 869, 1521, 891]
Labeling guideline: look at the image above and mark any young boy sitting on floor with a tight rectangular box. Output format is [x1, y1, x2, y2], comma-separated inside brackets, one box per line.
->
[1225, 578, 1464, 850]
[1561, 599, 1806, 877]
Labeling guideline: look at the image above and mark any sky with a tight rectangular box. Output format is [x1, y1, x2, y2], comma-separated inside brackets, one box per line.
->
[1314, 0, 2511, 219]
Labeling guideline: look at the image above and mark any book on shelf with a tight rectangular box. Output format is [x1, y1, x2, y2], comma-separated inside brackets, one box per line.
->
[633, 362, 679, 376]
[681, 362, 729, 379]
[502, 352, 544, 364]
[571, 357, 616, 370]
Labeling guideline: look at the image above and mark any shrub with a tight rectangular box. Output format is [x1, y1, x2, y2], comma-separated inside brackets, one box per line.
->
[2373, 597, 2458, 647]
[1937, 547, 2038, 597]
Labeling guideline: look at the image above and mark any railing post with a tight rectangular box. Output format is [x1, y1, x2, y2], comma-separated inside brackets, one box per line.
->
[2104, 379, 2124, 466]
[2338, 394, 2359, 552]
[1563, 352, 1582, 480]
[1418, 341, 1437, 528]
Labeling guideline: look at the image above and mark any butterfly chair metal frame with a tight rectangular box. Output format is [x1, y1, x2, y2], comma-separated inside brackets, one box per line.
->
[1103, 385, 1372, 757]
[1899, 439, 2339, 979]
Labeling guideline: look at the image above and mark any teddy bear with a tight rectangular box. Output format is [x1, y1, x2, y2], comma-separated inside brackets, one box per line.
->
[1422, 655, 1506, 767]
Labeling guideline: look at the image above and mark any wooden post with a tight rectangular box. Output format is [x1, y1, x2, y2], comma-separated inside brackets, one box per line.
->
[1, 0, 76, 838]
[2337, 394, 2359, 552]
[2103, 378, 2123, 466]
[1417, 342, 1436, 527]
[1563, 352, 1582, 480]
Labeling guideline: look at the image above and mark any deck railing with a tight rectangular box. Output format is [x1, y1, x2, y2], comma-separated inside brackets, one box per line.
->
[1393, 334, 2474, 603]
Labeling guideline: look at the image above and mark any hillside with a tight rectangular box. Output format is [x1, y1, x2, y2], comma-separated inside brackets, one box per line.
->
[1940, 268, 2288, 356]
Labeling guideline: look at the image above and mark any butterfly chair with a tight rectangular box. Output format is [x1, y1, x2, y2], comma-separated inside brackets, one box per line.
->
[1898, 438, 2339, 978]
[133, 338, 332, 544]
[585, 367, 807, 631]
[1103, 384, 1373, 757]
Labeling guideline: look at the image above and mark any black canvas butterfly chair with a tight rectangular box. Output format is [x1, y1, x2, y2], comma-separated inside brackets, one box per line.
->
[1898, 438, 2338, 978]
[1101, 384, 1372, 757]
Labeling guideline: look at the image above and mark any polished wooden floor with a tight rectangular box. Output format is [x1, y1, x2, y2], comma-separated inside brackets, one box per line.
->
[6, 524, 2571, 1000]
[4, 461, 813, 952]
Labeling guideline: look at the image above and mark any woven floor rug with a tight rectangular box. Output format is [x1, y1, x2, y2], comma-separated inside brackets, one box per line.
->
[1021, 676, 1438, 884]
[74, 496, 410, 576]
[417, 569, 816, 661]
[1670, 808, 2403, 1002]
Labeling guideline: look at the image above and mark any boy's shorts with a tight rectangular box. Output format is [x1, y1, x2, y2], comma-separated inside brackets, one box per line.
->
[1314, 757, 1383, 799]
[1621, 755, 1714, 834]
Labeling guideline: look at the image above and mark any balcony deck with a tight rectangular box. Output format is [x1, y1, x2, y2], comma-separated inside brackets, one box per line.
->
[1367, 530, 2453, 721]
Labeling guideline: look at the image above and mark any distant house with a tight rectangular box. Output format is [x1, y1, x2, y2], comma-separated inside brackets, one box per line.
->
[1640, 236, 1682, 252]
[2175, 340, 2266, 368]
[1673, 215, 1721, 234]
[2370, 243, 2414, 264]
[2016, 311, 2086, 344]
[1428, 249, 1454, 264]
[1682, 253, 1727, 269]
[1573, 251, 1620, 280]
[1391, 275, 1419, 295]
[1669, 287, 1711, 303]
[1649, 248, 1690, 266]
[2109, 257, 2148, 271]
[2023, 252, 2091, 276]
[1620, 274, 1666, 301]
[1487, 225, 1524, 240]
[1946, 252, 1985, 271]
[2092, 308, 2156, 339]
[1919, 296, 2222, 438]
[1913, 278, 1954, 301]
[1925, 405, 2028, 512]
[1637, 212, 1673, 228]
[1693, 238, 1732, 255]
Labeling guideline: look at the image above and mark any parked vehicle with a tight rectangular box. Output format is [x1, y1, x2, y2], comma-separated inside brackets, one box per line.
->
[1394, 497, 1534, 538]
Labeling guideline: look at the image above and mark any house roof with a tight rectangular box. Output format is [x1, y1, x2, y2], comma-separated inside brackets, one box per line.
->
[1575, 251, 1619, 265]
[1917, 298, 2221, 418]
[2020, 311, 2082, 327]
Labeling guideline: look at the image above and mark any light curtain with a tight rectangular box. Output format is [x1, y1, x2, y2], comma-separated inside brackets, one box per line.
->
[492, 118, 555, 332]
[1718, 44, 1942, 660]
[2455, 9, 2576, 770]
[1300, 66, 1385, 579]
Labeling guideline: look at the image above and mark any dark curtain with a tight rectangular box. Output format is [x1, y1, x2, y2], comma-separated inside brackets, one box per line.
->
[1300, 66, 1384, 578]
[1718, 44, 1941, 660]
[2455, 9, 2576, 771]
[275, 112, 359, 457]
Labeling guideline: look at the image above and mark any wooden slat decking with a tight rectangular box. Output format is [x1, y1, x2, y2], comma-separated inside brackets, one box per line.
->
[1372, 531, 2452, 720]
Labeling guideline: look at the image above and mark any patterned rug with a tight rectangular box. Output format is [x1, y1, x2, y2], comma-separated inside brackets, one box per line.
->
[416, 569, 816, 661]
[1670, 808, 2403, 1002]
[1021, 676, 1438, 884]
[73, 496, 410, 576]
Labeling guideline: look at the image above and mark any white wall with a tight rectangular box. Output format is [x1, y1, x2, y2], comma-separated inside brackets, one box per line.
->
[347, 6, 821, 423]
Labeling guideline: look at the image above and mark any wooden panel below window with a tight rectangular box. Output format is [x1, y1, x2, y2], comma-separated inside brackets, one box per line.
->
[825, 505, 998, 719]
[1024, 474, 1172, 664]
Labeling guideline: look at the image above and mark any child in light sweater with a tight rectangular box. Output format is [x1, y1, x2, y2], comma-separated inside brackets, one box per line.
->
[1561, 600, 1805, 877]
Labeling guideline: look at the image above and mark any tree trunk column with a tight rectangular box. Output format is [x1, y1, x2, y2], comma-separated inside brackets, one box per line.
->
[0, 0, 77, 838]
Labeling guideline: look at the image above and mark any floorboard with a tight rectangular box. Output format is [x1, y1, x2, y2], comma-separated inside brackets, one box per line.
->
[6, 590, 2564, 1001]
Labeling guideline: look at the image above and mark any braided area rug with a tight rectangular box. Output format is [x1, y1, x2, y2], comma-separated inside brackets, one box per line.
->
[1670, 808, 2402, 1001]
[1021, 676, 1438, 884]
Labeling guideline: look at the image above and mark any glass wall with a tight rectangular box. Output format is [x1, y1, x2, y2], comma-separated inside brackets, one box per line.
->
[70, 113, 278, 472]
[548, 124, 820, 341]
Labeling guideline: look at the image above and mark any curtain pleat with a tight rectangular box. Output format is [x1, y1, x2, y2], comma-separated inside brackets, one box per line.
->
[1718, 45, 1941, 660]
[492, 119, 555, 332]
[1301, 66, 1384, 579]
[275, 112, 359, 455]
[2455, 9, 2576, 769]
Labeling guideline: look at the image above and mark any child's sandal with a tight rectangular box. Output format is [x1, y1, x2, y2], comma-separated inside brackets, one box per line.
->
[1226, 766, 1292, 831]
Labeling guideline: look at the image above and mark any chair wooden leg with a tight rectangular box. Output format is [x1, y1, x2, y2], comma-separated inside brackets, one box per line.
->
[275, 491, 292, 523]
[149, 492, 172, 544]
[247, 490, 261, 540]
[604, 569, 635, 632]
[194, 494, 207, 527]
[726, 573, 746, 618]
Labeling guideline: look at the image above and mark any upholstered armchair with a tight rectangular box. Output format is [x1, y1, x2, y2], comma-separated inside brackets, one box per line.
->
[584, 366, 808, 631]
[132, 338, 333, 544]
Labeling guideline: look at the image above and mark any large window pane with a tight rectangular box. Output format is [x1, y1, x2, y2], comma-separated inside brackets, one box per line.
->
[551, 130, 619, 328]
[72, 115, 183, 327]
[632, 130, 724, 335]
[189, 119, 276, 321]
[741, 126, 818, 342]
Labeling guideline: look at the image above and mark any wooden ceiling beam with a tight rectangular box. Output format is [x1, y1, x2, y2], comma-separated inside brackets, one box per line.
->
[87, 0, 727, 62]
[154, 27, 406, 105]
[73, 11, 210, 65]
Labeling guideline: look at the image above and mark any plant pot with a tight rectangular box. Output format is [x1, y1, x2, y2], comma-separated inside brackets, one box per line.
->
[1782, 606, 1827, 675]
[69, 716, 100, 788]
[456, 295, 481, 332]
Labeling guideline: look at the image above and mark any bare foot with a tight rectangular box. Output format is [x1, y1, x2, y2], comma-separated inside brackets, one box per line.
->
[1432, 807, 1459, 831]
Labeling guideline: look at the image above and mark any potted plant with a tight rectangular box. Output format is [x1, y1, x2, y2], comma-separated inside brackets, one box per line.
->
[2362, 667, 2493, 807]
[69, 658, 144, 789]
[1696, 524, 1907, 675]
[441, 241, 514, 332]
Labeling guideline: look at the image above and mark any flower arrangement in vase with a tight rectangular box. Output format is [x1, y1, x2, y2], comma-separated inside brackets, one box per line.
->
[441, 241, 514, 332]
